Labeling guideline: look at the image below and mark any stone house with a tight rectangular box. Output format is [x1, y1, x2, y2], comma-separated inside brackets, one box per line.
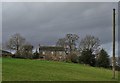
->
[39, 46, 66, 61]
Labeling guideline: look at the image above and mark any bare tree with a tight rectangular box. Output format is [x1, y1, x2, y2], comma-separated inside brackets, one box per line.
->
[79, 35, 100, 53]
[6, 33, 26, 54]
[19, 42, 33, 58]
[56, 38, 67, 47]
[56, 34, 79, 54]
[66, 34, 79, 53]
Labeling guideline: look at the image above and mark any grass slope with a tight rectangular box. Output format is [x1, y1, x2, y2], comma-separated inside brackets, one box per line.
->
[2, 58, 118, 81]
[0, 58, 2, 82]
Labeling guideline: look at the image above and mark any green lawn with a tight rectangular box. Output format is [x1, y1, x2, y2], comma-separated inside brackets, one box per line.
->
[0, 58, 2, 82]
[2, 58, 118, 81]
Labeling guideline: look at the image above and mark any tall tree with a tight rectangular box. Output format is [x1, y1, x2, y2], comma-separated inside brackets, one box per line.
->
[56, 34, 79, 54]
[6, 33, 26, 54]
[96, 49, 110, 68]
[66, 34, 79, 53]
[56, 34, 79, 62]
[79, 35, 100, 53]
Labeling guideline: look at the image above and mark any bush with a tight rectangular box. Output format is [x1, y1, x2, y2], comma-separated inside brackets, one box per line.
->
[33, 52, 39, 59]
[71, 53, 79, 63]
[44, 55, 52, 61]
[65, 53, 79, 63]
[2, 54, 13, 58]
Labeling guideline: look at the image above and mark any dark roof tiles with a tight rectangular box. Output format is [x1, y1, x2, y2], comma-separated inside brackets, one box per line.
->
[39, 46, 65, 51]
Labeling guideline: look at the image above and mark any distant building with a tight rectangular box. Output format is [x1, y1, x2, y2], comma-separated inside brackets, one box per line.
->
[109, 57, 120, 71]
[0, 50, 12, 57]
[39, 45, 66, 61]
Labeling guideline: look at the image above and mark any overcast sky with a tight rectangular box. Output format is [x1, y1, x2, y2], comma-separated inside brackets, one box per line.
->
[2, 2, 118, 56]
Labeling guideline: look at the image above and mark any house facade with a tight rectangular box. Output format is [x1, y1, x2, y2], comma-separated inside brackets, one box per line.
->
[39, 45, 66, 61]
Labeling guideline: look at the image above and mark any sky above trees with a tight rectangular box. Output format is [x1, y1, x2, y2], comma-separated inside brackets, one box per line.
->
[2, 2, 118, 56]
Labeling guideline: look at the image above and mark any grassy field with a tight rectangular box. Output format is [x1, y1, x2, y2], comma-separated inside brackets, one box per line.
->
[0, 58, 2, 82]
[2, 58, 118, 81]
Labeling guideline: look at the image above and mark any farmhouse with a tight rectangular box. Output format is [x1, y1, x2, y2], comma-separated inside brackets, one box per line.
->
[39, 45, 66, 61]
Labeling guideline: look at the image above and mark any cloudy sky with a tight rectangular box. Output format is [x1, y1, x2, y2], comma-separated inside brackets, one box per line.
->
[2, 2, 118, 56]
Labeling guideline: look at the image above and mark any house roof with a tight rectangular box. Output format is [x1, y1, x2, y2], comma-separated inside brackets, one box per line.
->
[0, 50, 11, 54]
[39, 46, 65, 51]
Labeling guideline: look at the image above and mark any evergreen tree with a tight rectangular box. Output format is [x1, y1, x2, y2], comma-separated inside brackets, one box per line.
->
[79, 49, 95, 66]
[96, 49, 110, 68]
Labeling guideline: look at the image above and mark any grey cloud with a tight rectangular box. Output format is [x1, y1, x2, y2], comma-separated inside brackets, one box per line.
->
[2, 2, 118, 52]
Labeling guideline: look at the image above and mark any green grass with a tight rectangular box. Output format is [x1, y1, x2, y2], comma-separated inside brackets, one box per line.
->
[0, 58, 2, 82]
[2, 58, 118, 81]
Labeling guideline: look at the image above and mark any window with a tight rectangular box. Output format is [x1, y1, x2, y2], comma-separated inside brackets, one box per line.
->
[51, 51, 54, 55]
[59, 51, 62, 55]
[42, 51, 45, 55]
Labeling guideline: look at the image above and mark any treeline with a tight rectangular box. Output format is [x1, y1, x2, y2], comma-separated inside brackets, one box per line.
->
[56, 34, 110, 68]
[4, 33, 110, 69]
